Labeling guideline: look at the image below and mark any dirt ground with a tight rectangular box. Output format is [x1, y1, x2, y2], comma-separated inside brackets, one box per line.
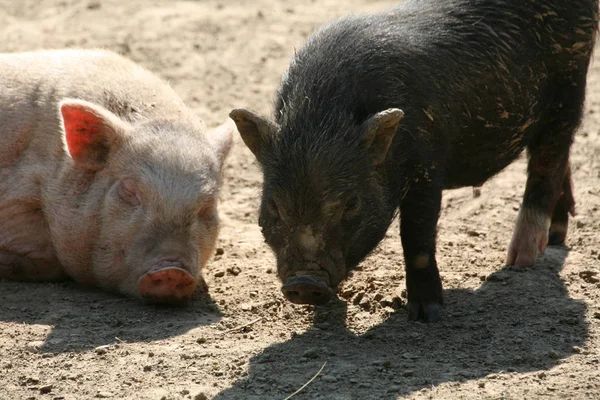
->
[1, 0, 599, 399]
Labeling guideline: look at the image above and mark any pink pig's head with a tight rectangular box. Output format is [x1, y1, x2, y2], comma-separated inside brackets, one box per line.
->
[54, 99, 232, 303]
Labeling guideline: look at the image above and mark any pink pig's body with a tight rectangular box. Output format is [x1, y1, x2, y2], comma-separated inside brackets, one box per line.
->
[0, 49, 232, 302]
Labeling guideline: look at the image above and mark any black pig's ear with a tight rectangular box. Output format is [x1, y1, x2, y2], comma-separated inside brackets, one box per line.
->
[229, 108, 278, 161]
[361, 108, 404, 166]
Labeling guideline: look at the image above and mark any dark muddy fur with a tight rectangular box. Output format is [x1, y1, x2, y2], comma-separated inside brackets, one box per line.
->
[253, 0, 599, 321]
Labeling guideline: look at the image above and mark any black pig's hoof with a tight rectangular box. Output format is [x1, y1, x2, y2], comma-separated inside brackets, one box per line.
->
[548, 223, 567, 246]
[407, 301, 442, 323]
[548, 231, 566, 246]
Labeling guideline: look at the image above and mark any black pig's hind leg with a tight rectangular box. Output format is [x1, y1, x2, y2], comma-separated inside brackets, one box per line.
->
[507, 79, 584, 266]
[548, 163, 575, 246]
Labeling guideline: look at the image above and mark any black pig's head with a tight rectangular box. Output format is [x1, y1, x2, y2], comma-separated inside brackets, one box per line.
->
[230, 107, 403, 305]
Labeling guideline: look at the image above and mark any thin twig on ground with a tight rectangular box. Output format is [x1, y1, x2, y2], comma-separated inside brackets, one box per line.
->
[220, 317, 263, 335]
[283, 360, 327, 400]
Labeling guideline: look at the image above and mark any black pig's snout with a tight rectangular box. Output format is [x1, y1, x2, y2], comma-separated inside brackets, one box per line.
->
[281, 276, 333, 305]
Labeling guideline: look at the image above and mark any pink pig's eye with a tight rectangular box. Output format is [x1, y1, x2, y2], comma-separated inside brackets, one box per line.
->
[118, 179, 142, 206]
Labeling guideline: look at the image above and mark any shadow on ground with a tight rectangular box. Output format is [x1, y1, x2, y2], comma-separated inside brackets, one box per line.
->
[215, 245, 588, 399]
[0, 281, 222, 353]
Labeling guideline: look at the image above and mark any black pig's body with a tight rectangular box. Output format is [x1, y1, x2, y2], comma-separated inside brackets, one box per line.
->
[276, 0, 596, 191]
[232, 0, 598, 321]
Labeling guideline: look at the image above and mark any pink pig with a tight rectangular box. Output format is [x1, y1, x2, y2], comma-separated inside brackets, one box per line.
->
[0, 49, 232, 302]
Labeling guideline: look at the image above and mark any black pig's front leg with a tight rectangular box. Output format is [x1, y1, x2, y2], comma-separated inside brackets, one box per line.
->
[399, 177, 443, 322]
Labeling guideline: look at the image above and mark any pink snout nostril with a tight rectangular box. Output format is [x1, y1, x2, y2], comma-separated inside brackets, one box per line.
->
[139, 267, 196, 302]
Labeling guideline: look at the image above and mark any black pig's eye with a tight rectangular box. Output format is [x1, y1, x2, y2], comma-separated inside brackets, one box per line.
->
[344, 195, 361, 217]
[198, 199, 216, 220]
[266, 198, 279, 217]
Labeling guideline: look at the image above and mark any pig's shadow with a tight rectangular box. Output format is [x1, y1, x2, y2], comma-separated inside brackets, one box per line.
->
[0, 281, 222, 353]
[215, 246, 589, 399]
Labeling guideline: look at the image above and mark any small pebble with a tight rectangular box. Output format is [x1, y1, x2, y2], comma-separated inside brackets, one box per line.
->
[47, 338, 64, 346]
[379, 295, 396, 308]
[340, 288, 356, 299]
[359, 296, 371, 310]
[40, 384, 53, 394]
[579, 270, 599, 283]
[26, 341, 45, 353]
[352, 291, 365, 305]
[302, 348, 319, 359]
[227, 266, 241, 276]
[547, 350, 561, 359]
[96, 392, 114, 398]
[94, 345, 110, 355]
[87, 1, 101, 10]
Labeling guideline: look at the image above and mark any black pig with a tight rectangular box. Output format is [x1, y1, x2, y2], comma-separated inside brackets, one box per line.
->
[231, 0, 599, 321]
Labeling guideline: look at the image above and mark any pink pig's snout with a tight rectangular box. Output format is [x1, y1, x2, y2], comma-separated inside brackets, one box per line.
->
[139, 260, 197, 302]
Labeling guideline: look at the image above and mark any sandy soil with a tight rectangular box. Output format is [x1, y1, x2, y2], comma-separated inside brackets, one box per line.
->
[1, 1, 599, 399]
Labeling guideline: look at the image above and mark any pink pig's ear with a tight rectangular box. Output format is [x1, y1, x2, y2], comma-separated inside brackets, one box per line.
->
[60, 99, 129, 171]
[206, 118, 234, 169]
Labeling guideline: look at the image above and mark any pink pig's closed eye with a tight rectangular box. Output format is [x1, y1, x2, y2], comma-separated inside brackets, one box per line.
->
[118, 179, 142, 206]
